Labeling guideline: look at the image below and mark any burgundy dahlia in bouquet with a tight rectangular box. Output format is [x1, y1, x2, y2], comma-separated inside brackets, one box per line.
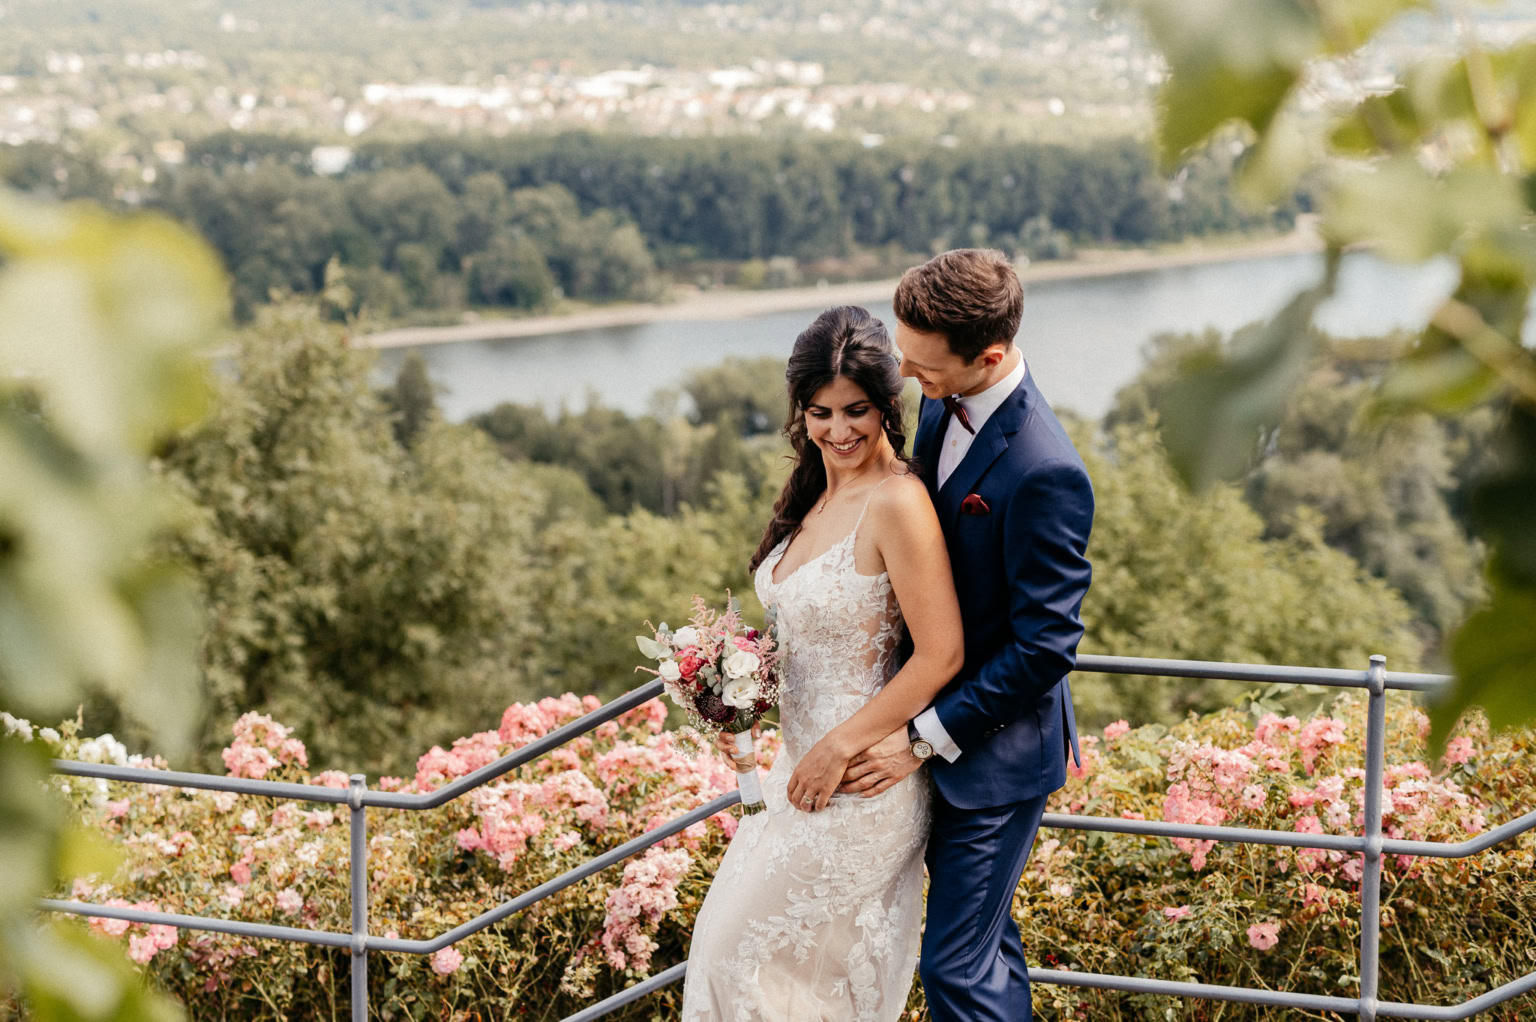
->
[636, 595, 781, 815]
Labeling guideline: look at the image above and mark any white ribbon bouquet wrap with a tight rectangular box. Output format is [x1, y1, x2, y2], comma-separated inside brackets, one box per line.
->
[637, 597, 780, 816]
[732, 730, 764, 809]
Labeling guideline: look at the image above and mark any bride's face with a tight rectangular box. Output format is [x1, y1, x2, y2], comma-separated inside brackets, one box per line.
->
[804, 375, 885, 471]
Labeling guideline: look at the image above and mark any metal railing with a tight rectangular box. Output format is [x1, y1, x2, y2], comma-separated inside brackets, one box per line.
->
[38, 654, 1536, 1021]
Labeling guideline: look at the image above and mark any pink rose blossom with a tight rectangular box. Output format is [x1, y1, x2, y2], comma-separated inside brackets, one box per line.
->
[230, 862, 252, 886]
[1297, 717, 1347, 775]
[1442, 736, 1475, 766]
[276, 889, 303, 915]
[1103, 720, 1130, 740]
[430, 946, 464, 975]
[1162, 906, 1191, 921]
[128, 934, 158, 965]
[105, 799, 131, 819]
[1247, 922, 1281, 950]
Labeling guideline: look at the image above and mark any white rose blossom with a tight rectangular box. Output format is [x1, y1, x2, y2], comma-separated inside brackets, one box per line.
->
[721, 676, 760, 709]
[724, 650, 761, 679]
[657, 660, 683, 682]
[672, 626, 700, 649]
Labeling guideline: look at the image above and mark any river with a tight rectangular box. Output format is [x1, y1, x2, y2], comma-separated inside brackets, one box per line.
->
[378, 251, 1456, 422]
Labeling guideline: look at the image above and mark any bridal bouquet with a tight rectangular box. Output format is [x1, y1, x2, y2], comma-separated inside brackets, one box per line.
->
[636, 596, 781, 815]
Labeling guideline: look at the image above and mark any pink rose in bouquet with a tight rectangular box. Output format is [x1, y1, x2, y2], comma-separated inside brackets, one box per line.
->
[636, 595, 782, 814]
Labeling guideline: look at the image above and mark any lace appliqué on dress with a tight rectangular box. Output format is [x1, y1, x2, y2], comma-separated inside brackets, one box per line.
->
[681, 483, 930, 1022]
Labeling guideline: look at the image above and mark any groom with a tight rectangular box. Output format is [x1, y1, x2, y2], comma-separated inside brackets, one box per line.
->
[837, 249, 1094, 1022]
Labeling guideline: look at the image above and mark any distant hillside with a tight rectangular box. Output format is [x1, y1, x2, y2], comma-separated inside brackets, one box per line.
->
[2, 0, 1533, 147]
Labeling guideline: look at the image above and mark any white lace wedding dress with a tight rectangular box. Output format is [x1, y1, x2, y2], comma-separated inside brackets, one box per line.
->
[681, 487, 929, 1022]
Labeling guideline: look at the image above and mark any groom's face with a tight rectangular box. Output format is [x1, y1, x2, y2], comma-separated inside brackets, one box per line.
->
[894, 320, 1006, 399]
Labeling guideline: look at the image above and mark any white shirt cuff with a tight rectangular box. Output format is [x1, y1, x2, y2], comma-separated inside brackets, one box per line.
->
[914, 707, 962, 763]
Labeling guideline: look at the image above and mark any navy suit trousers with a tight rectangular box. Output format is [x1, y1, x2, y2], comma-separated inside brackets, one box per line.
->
[919, 788, 1050, 1022]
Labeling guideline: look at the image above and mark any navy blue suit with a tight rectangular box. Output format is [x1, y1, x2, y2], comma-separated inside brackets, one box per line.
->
[914, 367, 1094, 1022]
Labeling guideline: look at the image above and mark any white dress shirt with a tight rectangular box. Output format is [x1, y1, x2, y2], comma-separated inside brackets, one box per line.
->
[914, 352, 1028, 762]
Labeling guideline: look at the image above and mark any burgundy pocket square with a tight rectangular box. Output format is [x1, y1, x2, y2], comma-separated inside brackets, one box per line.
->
[960, 493, 991, 515]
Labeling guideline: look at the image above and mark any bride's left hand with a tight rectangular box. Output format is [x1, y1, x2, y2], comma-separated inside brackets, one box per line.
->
[786, 733, 855, 813]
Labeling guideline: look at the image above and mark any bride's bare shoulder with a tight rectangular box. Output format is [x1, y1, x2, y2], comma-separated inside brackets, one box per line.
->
[868, 468, 936, 522]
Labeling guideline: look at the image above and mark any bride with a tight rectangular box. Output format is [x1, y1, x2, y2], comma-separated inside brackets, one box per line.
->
[681, 305, 964, 1021]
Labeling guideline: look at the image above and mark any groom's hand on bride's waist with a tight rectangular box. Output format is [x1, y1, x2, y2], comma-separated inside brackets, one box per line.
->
[837, 727, 924, 798]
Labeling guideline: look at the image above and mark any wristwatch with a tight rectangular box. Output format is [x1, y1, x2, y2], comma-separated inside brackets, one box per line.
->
[907, 720, 934, 761]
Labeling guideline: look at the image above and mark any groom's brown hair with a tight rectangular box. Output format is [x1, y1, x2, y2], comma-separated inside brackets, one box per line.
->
[893, 248, 1023, 363]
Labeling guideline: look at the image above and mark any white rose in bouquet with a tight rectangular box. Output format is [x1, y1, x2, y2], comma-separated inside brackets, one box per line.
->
[657, 660, 682, 682]
[722, 676, 759, 709]
[672, 626, 700, 649]
[724, 649, 761, 679]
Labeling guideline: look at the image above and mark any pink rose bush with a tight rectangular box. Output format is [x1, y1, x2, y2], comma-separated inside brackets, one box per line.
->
[41, 696, 768, 1019]
[36, 695, 1536, 1021]
[1028, 700, 1536, 1020]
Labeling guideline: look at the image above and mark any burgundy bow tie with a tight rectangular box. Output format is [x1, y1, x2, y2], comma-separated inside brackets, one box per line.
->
[942, 395, 975, 435]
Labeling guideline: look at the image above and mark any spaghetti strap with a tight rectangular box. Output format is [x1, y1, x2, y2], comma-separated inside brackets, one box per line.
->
[850, 475, 895, 536]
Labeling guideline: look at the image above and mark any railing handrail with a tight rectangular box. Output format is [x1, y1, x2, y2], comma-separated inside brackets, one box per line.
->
[39, 652, 1535, 1022]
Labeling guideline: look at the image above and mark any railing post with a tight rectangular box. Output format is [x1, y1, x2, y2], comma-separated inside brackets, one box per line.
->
[348, 773, 369, 1022]
[1358, 654, 1387, 1022]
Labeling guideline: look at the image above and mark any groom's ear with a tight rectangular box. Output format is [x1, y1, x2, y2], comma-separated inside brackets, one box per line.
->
[975, 342, 1011, 368]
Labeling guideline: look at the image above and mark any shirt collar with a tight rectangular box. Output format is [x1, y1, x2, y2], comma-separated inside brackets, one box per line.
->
[951, 351, 1026, 432]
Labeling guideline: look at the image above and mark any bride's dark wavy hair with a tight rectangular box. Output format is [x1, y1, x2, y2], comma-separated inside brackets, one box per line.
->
[749, 306, 912, 574]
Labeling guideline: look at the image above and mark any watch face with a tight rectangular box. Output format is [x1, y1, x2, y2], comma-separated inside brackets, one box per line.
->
[912, 740, 934, 761]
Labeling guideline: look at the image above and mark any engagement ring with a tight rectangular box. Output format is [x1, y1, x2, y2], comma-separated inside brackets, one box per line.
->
[801, 795, 814, 806]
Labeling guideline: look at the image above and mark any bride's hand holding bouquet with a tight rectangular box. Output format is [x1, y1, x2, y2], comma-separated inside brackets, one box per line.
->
[636, 595, 781, 815]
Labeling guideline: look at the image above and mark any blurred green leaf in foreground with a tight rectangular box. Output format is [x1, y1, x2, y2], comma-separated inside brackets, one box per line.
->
[0, 191, 225, 1018]
[1129, 0, 1536, 747]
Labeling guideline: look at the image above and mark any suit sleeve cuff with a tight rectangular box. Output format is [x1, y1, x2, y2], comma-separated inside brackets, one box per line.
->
[914, 707, 962, 763]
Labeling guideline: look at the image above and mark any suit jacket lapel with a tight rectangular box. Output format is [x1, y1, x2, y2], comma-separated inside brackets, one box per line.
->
[936, 372, 1035, 521]
[913, 396, 946, 491]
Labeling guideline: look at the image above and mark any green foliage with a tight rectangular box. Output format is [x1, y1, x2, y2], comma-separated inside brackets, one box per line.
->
[1112, 331, 1487, 648]
[682, 357, 790, 437]
[143, 162, 659, 322]
[523, 472, 773, 702]
[0, 190, 223, 1016]
[1073, 420, 1421, 727]
[0, 133, 1300, 325]
[360, 133, 1290, 264]
[1151, 252, 1340, 490]
[193, 319, 1439, 743]
[155, 304, 546, 775]
[471, 396, 772, 518]
[378, 352, 438, 450]
[1127, 0, 1536, 743]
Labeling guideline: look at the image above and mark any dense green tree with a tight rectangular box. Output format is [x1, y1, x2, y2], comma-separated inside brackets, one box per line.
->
[343, 166, 458, 273]
[682, 357, 791, 436]
[468, 234, 555, 308]
[1073, 421, 1423, 726]
[158, 163, 359, 319]
[1110, 330, 1485, 649]
[356, 132, 1291, 264]
[473, 400, 670, 514]
[453, 170, 513, 259]
[0, 141, 115, 201]
[157, 304, 546, 773]
[380, 351, 438, 449]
